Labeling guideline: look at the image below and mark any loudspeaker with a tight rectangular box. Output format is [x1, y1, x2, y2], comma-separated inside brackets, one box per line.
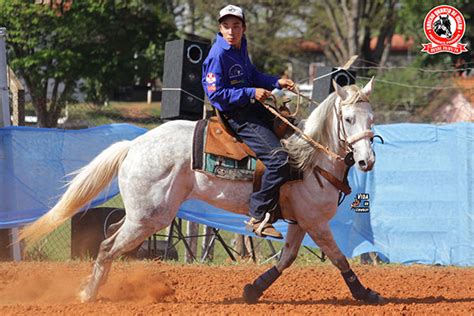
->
[71, 207, 125, 259]
[161, 39, 210, 120]
[311, 67, 357, 105]
[0, 229, 12, 261]
[70, 207, 178, 261]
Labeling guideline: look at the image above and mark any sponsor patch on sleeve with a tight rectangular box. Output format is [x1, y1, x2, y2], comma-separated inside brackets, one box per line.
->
[206, 72, 216, 84]
[207, 84, 216, 92]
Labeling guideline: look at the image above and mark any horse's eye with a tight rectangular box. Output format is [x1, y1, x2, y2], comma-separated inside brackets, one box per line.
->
[345, 117, 352, 124]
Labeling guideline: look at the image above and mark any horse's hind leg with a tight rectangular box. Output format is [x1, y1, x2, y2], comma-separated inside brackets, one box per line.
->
[243, 224, 306, 304]
[78, 219, 156, 302]
[306, 222, 384, 304]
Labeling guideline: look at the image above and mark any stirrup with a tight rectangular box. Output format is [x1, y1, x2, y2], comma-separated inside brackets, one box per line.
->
[245, 213, 283, 239]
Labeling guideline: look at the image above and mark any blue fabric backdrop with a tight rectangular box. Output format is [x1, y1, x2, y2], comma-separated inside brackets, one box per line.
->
[0, 122, 472, 265]
[0, 124, 145, 227]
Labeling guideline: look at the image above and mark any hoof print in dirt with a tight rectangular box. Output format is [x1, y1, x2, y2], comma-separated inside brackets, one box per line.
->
[243, 284, 262, 304]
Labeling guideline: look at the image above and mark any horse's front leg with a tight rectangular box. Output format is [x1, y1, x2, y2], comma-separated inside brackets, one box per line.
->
[307, 222, 384, 304]
[242, 223, 306, 304]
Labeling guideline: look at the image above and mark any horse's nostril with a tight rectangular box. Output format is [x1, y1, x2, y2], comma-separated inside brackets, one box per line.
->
[358, 160, 366, 167]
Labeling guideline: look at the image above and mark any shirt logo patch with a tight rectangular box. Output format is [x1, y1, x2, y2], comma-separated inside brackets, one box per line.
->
[207, 85, 216, 92]
[228, 64, 244, 79]
[230, 79, 244, 85]
[206, 72, 216, 84]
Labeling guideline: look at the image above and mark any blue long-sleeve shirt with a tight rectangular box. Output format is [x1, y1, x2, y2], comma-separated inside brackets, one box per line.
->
[202, 33, 280, 112]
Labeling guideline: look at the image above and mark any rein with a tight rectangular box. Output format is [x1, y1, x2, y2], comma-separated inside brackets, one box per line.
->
[263, 89, 375, 200]
[261, 102, 345, 162]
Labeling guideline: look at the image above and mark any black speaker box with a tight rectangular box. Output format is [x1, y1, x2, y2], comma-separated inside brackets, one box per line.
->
[161, 39, 210, 120]
[311, 67, 357, 107]
[71, 207, 125, 259]
[0, 229, 12, 261]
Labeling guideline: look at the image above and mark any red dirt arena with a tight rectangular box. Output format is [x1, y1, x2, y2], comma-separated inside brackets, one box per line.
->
[0, 261, 472, 314]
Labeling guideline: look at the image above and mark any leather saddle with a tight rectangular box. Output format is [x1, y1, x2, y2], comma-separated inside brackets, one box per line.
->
[205, 113, 256, 161]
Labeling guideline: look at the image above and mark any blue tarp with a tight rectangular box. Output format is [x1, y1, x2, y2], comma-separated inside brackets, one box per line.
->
[0, 122, 472, 265]
[0, 124, 146, 227]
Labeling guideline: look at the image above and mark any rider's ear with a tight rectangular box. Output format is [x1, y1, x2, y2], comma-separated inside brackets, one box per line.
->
[332, 80, 347, 101]
[361, 76, 375, 97]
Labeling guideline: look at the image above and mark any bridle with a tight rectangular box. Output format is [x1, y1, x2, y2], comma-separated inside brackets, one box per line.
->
[333, 97, 375, 160]
[312, 93, 382, 205]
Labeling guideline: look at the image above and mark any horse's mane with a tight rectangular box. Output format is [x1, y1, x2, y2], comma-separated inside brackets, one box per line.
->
[283, 84, 367, 171]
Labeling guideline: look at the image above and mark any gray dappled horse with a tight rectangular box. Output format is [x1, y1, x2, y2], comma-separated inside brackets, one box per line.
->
[20, 79, 383, 304]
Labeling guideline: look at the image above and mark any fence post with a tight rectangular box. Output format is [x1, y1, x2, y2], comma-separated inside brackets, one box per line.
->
[201, 225, 215, 260]
[0, 27, 10, 127]
[0, 27, 21, 261]
[185, 221, 198, 263]
[9, 67, 25, 126]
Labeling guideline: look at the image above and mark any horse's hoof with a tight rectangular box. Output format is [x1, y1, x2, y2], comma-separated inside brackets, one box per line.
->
[78, 289, 92, 303]
[243, 284, 262, 304]
[364, 288, 385, 304]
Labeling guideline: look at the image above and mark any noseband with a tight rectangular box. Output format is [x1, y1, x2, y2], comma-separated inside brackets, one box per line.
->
[334, 98, 374, 157]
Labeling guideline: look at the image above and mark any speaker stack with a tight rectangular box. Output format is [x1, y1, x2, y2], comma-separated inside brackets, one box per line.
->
[0, 229, 12, 261]
[311, 67, 357, 108]
[71, 207, 126, 259]
[161, 39, 210, 120]
[70, 207, 178, 260]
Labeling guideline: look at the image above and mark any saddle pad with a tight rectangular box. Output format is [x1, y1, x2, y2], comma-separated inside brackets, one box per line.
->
[192, 119, 304, 183]
[193, 119, 257, 181]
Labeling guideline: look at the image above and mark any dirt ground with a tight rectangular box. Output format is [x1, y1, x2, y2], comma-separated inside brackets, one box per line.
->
[0, 261, 472, 315]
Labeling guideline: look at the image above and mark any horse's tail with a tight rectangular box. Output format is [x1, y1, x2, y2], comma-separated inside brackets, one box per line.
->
[19, 140, 132, 247]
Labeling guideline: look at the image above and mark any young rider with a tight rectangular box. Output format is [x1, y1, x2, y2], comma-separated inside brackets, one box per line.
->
[202, 4, 296, 239]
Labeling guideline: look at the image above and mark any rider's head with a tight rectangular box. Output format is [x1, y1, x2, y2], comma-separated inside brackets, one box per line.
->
[218, 5, 246, 49]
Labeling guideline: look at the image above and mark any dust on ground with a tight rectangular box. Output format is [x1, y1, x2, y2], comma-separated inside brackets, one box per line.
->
[0, 261, 472, 315]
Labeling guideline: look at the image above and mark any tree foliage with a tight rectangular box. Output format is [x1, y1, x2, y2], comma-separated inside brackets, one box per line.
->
[0, 0, 176, 127]
[166, 0, 304, 75]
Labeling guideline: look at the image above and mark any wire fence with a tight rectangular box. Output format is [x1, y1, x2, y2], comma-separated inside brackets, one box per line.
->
[15, 64, 473, 263]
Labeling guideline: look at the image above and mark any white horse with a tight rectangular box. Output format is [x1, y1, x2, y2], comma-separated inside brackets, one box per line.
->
[20, 79, 383, 304]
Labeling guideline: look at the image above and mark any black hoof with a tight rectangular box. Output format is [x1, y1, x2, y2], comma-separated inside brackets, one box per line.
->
[243, 284, 262, 304]
[363, 288, 385, 304]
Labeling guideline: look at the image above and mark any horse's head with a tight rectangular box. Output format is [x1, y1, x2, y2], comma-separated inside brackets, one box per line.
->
[434, 15, 453, 38]
[332, 78, 375, 172]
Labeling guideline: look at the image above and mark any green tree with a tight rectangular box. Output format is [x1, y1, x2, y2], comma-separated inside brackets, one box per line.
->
[166, 0, 303, 75]
[0, 0, 176, 127]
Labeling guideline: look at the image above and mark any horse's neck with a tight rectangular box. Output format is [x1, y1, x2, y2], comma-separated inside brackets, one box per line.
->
[302, 106, 346, 179]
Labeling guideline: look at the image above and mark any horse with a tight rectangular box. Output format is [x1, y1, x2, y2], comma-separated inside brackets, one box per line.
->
[19, 78, 383, 304]
[434, 15, 453, 39]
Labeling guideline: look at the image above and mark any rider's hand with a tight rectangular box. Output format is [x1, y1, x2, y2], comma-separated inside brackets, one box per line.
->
[254, 88, 272, 103]
[278, 78, 296, 92]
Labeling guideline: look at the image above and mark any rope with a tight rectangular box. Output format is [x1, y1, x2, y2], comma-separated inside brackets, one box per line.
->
[162, 87, 209, 119]
[357, 76, 463, 90]
[261, 101, 344, 161]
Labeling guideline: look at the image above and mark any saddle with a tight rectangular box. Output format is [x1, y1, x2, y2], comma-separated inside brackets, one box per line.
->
[192, 116, 264, 191]
[192, 113, 302, 191]
[205, 115, 255, 161]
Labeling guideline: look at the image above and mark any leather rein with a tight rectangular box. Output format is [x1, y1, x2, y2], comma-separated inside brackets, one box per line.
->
[312, 97, 374, 199]
[263, 91, 376, 199]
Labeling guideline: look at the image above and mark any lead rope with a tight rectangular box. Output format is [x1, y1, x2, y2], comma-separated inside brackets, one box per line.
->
[260, 102, 345, 162]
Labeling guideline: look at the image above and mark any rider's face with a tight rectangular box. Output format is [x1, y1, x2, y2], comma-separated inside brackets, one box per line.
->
[219, 16, 245, 49]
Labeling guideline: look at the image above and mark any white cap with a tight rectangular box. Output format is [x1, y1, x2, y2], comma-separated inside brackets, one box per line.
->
[218, 5, 245, 24]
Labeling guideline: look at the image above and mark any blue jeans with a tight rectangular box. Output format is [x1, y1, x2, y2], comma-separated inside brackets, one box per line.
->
[223, 103, 291, 220]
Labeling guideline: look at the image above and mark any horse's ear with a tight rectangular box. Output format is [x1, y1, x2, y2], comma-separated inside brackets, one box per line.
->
[362, 76, 375, 97]
[332, 80, 347, 101]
